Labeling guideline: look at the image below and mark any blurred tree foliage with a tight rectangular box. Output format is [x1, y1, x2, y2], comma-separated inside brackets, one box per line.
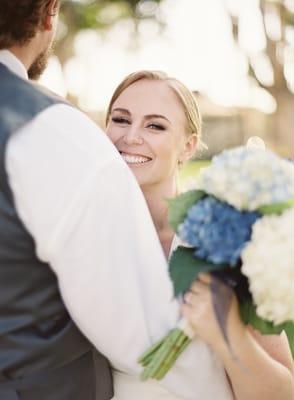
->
[225, 0, 294, 152]
[56, 0, 164, 64]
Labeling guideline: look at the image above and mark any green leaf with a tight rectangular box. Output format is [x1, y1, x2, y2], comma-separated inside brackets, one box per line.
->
[240, 302, 283, 333]
[240, 302, 294, 357]
[284, 323, 294, 357]
[169, 246, 218, 296]
[258, 199, 294, 215]
[167, 190, 205, 231]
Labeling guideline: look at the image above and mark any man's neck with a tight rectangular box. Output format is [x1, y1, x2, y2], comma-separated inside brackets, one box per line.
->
[9, 46, 32, 72]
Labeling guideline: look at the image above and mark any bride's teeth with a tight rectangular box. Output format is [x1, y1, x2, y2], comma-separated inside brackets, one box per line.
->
[122, 154, 150, 164]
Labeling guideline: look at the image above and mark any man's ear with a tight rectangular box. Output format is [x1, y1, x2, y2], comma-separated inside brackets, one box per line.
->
[178, 133, 198, 164]
[44, 0, 58, 30]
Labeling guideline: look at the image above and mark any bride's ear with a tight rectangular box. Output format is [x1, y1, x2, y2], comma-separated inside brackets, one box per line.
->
[178, 133, 198, 165]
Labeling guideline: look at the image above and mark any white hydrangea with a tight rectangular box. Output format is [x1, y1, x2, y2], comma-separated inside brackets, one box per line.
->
[196, 147, 294, 211]
[241, 208, 294, 325]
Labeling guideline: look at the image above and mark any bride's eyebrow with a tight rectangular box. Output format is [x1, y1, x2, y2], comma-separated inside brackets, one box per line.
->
[144, 114, 171, 124]
[112, 108, 131, 115]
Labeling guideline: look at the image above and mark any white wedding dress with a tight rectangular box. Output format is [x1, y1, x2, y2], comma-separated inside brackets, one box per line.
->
[111, 237, 233, 400]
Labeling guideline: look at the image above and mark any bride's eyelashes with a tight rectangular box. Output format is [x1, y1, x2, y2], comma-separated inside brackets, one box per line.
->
[112, 116, 131, 125]
[147, 123, 166, 131]
[112, 116, 166, 132]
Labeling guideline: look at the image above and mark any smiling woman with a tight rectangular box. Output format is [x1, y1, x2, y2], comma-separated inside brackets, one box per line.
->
[105, 70, 202, 254]
[106, 71, 203, 251]
[104, 71, 237, 400]
[104, 70, 294, 400]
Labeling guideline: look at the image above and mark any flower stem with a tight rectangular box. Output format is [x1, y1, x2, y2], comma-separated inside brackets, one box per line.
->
[155, 336, 191, 379]
[138, 336, 166, 366]
[140, 329, 191, 380]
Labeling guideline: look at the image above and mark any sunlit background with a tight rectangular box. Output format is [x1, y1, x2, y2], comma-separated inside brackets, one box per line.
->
[41, 0, 294, 157]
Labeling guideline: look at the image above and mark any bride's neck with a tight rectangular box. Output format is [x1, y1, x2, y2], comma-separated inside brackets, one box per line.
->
[141, 177, 178, 256]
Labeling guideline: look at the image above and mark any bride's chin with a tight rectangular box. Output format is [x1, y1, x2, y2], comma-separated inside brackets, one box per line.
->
[131, 171, 152, 187]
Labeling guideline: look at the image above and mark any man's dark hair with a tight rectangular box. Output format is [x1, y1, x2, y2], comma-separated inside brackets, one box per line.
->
[0, 0, 59, 49]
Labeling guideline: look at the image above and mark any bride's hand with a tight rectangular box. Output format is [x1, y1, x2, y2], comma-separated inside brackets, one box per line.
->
[182, 273, 246, 353]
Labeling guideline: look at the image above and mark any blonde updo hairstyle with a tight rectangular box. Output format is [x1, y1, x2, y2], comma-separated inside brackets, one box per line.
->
[106, 70, 204, 156]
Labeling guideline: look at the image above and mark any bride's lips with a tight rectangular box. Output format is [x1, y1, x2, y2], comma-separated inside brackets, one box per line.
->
[120, 151, 153, 166]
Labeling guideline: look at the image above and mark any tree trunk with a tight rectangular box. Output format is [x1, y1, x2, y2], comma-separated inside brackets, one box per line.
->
[269, 90, 294, 156]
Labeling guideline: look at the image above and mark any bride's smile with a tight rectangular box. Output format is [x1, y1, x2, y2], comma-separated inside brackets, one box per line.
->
[119, 151, 153, 166]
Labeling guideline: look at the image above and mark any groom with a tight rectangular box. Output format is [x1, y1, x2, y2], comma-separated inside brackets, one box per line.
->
[1, 1, 232, 400]
[0, 1, 184, 399]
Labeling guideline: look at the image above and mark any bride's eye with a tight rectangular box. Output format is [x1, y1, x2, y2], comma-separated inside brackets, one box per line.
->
[147, 123, 166, 131]
[112, 117, 131, 125]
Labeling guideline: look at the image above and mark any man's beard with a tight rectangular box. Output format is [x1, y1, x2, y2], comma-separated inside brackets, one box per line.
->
[28, 41, 55, 81]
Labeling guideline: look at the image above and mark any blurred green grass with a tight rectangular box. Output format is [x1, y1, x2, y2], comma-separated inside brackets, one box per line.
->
[179, 160, 210, 188]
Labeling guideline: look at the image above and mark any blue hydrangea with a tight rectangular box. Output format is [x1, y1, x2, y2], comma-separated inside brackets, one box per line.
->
[178, 197, 260, 266]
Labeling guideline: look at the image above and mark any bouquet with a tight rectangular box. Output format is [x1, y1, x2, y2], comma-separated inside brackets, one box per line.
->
[139, 146, 294, 381]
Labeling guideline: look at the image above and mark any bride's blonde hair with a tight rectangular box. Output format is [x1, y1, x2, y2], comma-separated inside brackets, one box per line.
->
[106, 70, 205, 152]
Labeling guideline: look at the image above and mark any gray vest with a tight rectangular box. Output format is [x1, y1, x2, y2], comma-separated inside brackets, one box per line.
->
[0, 63, 113, 400]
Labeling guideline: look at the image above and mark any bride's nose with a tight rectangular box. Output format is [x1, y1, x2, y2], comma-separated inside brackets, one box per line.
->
[123, 126, 144, 145]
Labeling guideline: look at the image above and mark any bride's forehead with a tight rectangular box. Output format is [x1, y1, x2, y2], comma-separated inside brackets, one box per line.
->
[113, 80, 186, 119]
[118, 79, 174, 100]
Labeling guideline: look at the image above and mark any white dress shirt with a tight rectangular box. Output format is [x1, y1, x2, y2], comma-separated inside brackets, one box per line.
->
[1, 50, 233, 400]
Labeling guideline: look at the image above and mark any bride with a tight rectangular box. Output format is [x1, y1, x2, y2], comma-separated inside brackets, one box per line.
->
[105, 70, 294, 400]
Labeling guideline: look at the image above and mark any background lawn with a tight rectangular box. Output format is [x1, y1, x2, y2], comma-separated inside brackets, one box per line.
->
[179, 160, 211, 189]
